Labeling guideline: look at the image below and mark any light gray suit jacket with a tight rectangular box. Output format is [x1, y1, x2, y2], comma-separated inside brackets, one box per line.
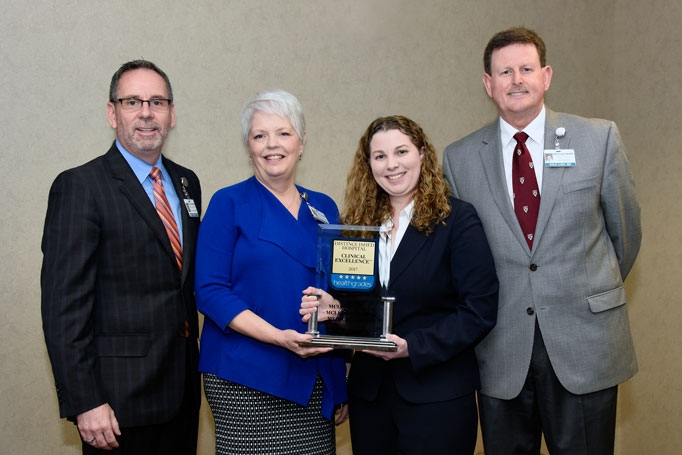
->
[443, 108, 641, 399]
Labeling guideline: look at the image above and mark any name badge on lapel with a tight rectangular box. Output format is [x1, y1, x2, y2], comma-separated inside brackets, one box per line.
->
[545, 126, 576, 167]
[544, 149, 576, 167]
[180, 177, 200, 218]
[184, 199, 199, 217]
[301, 192, 329, 224]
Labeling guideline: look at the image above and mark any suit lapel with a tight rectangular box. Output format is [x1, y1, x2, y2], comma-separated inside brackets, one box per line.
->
[479, 123, 532, 254]
[254, 179, 317, 269]
[533, 109, 567, 253]
[389, 225, 426, 284]
[104, 146, 179, 270]
[164, 159, 196, 283]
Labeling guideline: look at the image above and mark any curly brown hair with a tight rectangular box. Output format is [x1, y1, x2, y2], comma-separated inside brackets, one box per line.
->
[340, 115, 451, 236]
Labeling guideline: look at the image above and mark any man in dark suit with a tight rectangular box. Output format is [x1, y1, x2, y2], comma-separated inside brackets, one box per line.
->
[41, 60, 202, 454]
[443, 27, 641, 454]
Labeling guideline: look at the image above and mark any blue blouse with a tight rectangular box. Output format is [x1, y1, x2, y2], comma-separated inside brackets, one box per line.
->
[195, 176, 347, 419]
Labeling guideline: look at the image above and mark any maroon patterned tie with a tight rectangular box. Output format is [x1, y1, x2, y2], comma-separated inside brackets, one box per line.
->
[512, 132, 540, 249]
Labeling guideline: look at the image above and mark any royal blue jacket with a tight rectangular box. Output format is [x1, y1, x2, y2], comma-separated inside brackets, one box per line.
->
[195, 177, 347, 419]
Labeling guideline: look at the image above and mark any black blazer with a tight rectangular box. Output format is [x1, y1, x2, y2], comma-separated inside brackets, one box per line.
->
[347, 198, 498, 403]
[41, 143, 202, 426]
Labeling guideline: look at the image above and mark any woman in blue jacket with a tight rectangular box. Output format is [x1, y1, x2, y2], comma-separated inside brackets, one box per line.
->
[195, 90, 347, 455]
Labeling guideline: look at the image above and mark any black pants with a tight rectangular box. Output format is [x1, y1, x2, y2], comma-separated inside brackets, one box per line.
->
[350, 374, 478, 455]
[479, 323, 618, 455]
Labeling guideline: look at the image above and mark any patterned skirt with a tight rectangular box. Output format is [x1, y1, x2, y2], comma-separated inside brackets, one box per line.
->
[203, 373, 335, 455]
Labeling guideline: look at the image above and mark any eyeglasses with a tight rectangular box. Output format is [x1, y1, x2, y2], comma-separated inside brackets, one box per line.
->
[116, 98, 172, 111]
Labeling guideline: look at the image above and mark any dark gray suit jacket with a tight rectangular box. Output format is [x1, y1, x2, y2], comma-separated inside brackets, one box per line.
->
[41, 143, 202, 426]
[443, 109, 641, 399]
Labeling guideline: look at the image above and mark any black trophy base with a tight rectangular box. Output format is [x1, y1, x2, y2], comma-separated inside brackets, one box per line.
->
[300, 334, 397, 351]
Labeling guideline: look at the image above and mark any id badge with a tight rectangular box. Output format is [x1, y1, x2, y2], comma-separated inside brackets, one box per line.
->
[544, 149, 576, 167]
[308, 204, 329, 224]
[184, 199, 200, 218]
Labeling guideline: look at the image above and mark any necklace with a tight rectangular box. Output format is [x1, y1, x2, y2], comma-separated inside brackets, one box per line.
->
[279, 188, 301, 217]
[283, 191, 301, 209]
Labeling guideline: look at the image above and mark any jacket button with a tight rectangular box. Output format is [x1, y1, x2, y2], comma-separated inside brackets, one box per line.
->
[530, 263, 538, 271]
[527, 307, 535, 315]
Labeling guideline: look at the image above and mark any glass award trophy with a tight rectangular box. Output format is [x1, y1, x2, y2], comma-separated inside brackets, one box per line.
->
[301, 224, 397, 351]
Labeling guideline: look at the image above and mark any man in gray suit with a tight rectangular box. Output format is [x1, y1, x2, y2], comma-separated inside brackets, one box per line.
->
[443, 27, 641, 454]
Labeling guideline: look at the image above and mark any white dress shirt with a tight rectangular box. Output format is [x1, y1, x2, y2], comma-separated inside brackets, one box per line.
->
[379, 201, 414, 288]
[500, 106, 546, 207]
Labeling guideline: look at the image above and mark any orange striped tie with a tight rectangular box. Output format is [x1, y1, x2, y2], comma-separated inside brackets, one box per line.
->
[150, 167, 182, 270]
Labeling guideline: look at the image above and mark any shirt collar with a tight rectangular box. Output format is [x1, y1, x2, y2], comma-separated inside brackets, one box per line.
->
[399, 200, 415, 225]
[499, 105, 546, 148]
[381, 200, 415, 234]
[115, 139, 166, 185]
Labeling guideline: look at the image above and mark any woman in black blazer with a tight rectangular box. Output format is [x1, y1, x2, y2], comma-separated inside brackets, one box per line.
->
[302, 116, 499, 454]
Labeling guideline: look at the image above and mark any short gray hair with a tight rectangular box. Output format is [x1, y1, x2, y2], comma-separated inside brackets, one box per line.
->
[109, 59, 173, 102]
[241, 90, 306, 145]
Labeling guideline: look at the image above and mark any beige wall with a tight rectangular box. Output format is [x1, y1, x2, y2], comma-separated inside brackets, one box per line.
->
[1, 1, 679, 453]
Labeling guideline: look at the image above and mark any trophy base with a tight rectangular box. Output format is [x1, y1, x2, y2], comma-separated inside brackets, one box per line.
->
[300, 334, 397, 351]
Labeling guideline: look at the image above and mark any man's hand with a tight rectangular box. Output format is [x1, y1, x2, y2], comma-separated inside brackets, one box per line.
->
[76, 403, 121, 450]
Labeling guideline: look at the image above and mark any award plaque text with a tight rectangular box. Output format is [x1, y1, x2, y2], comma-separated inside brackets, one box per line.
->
[301, 224, 397, 351]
